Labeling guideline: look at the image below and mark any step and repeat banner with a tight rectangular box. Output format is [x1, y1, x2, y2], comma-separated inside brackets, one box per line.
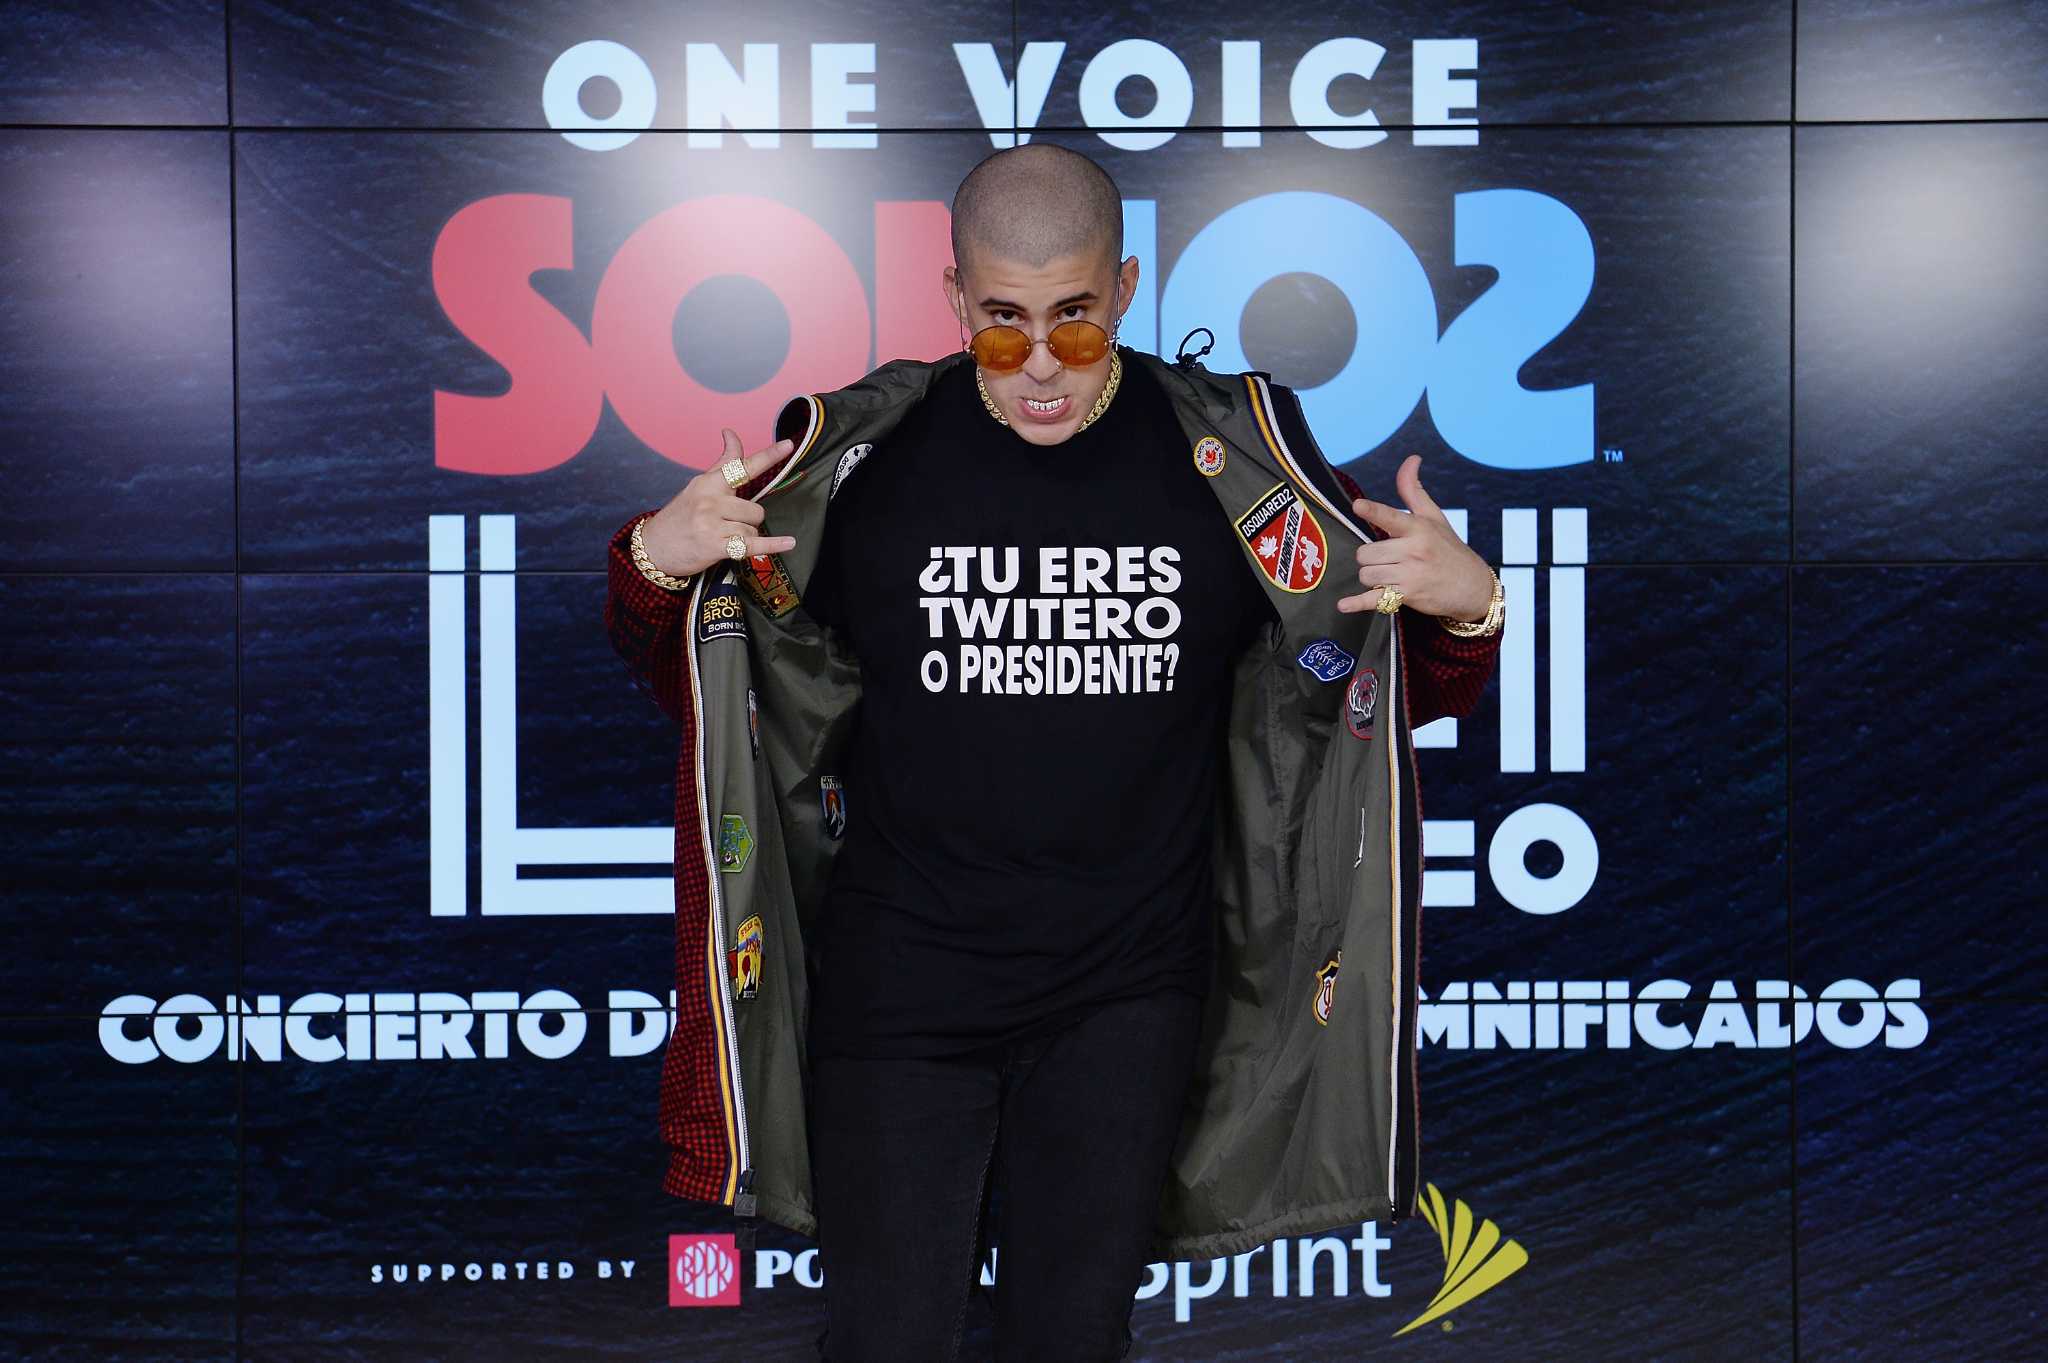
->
[4, 2, 2044, 1359]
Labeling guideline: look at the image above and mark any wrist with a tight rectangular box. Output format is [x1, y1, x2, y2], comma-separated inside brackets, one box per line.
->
[1447, 583, 1491, 624]
[629, 513, 692, 592]
[1437, 569, 1503, 637]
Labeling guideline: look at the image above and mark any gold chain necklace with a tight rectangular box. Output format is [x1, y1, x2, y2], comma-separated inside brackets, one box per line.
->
[975, 348, 1122, 432]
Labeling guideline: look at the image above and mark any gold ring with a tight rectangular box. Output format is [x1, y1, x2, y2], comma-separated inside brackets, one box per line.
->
[1375, 585, 1405, 616]
[720, 456, 748, 489]
[723, 533, 748, 561]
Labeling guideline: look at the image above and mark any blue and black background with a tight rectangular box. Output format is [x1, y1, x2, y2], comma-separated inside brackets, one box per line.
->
[3, 2, 2044, 1359]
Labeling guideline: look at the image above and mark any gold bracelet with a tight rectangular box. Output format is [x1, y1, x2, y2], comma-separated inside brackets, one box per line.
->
[1439, 570, 1504, 638]
[629, 514, 691, 592]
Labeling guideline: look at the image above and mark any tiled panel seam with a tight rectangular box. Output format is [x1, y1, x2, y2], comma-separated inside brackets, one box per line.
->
[18, 993, 2048, 1025]
[21, 559, 2037, 575]
[9, 117, 2048, 132]
[1788, 9, 1799, 1357]
[226, 5, 245, 1361]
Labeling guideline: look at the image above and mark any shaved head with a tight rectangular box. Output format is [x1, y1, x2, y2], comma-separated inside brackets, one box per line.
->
[939, 144, 1138, 446]
[950, 143, 1123, 277]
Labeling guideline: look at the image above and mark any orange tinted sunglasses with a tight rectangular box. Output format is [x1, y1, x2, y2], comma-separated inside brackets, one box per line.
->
[968, 318, 1112, 371]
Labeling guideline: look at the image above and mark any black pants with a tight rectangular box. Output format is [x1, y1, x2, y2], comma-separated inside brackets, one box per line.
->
[805, 986, 1207, 1362]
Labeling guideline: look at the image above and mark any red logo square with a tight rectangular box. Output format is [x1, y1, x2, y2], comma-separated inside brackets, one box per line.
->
[669, 1233, 741, 1307]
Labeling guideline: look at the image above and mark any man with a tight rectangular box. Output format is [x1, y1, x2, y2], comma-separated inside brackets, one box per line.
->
[607, 144, 1503, 1360]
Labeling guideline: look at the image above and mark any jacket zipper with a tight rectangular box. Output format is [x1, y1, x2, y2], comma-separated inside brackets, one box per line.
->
[700, 412, 813, 1238]
[687, 572, 755, 1224]
[1384, 613, 1407, 1226]
[1387, 612, 1425, 1226]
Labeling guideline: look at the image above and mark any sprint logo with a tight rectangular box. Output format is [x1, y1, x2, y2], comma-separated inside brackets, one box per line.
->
[1392, 1182, 1530, 1336]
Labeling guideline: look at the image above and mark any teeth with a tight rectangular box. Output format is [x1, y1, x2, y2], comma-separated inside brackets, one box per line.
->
[1025, 396, 1065, 411]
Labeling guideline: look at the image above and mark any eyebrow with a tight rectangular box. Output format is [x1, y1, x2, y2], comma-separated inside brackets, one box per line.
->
[977, 289, 1099, 312]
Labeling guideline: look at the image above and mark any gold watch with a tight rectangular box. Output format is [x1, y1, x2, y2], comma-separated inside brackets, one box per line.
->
[1439, 570, 1504, 638]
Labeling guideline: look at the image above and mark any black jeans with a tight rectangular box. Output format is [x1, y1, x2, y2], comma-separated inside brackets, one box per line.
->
[805, 986, 1207, 1362]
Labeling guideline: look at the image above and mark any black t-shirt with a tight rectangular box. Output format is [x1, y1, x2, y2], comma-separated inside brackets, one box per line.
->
[800, 348, 1276, 1059]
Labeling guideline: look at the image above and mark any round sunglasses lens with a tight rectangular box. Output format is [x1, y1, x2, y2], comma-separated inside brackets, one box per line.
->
[1048, 320, 1109, 365]
[970, 325, 1031, 370]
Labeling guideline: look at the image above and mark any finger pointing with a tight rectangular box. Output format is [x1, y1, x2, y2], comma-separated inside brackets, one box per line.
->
[1394, 454, 1445, 521]
[744, 436, 796, 476]
[1351, 495, 1412, 538]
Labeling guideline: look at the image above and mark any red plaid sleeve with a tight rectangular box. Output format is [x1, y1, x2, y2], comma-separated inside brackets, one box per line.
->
[603, 511, 735, 1203]
[604, 511, 694, 726]
[1329, 466, 1502, 729]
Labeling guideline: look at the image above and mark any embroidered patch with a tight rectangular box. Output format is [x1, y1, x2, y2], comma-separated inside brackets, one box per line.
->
[1192, 434, 1226, 477]
[718, 813, 754, 873]
[1296, 637, 1355, 682]
[1313, 949, 1343, 1026]
[1234, 481, 1328, 593]
[829, 442, 873, 499]
[819, 775, 846, 840]
[696, 579, 748, 644]
[1344, 666, 1379, 741]
[728, 913, 763, 1001]
[746, 687, 760, 760]
[736, 552, 800, 617]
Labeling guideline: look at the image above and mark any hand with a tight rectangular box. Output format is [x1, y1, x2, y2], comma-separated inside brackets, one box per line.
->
[1336, 454, 1494, 621]
[639, 428, 801, 578]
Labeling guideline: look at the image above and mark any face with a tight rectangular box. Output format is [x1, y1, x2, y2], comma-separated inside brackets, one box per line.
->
[943, 245, 1142, 446]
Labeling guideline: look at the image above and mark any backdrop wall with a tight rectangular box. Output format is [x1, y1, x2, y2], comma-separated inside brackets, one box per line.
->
[2, 2, 2043, 1359]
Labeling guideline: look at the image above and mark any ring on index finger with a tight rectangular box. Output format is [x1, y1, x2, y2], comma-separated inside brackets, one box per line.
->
[720, 456, 748, 489]
[723, 533, 748, 561]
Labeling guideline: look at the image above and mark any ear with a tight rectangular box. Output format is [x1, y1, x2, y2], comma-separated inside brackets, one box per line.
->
[941, 263, 964, 326]
[1116, 254, 1140, 321]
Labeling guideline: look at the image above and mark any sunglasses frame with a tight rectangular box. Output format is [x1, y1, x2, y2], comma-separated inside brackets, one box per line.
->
[967, 317, 1112, 372]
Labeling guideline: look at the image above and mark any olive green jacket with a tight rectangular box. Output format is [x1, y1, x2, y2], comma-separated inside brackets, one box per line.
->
[602, 345, 1501, 1262]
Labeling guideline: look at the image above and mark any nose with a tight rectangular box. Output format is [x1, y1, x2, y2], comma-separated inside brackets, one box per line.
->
[1021, 336, 1064, 384]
